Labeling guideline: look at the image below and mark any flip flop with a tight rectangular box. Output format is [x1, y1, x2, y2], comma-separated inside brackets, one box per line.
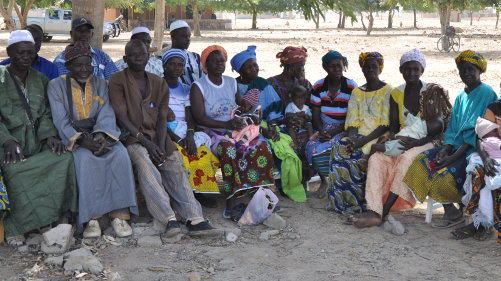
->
[451, 227, 475, 240]
[342, 214, 357, 225]
[473, 227, 493, 241]
[431, 217, 465, 229]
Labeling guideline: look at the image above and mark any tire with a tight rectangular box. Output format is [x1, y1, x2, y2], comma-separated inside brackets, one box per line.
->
[103, 35, 110, 42]
[451, 35, 461, 52]
[437, 36, 447, 52]
[42, 35, 52, 42]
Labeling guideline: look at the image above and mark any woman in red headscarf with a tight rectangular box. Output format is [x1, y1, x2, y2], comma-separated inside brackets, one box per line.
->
[267, 46, 313, 111]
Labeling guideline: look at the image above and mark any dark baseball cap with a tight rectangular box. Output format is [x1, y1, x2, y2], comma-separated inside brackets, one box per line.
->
[72, 17, 94, 30]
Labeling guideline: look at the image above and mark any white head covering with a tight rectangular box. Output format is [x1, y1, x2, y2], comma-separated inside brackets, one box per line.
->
[475, 117, 499, 139]
[400, 48, 426, 69]
[169, 20, 190, 32]
[131, 26, 150, 37]
[8, 30, 35, 47]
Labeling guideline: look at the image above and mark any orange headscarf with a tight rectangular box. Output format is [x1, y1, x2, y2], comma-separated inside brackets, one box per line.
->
[276, 46, 307, 66]
[200, 45, 228, 73]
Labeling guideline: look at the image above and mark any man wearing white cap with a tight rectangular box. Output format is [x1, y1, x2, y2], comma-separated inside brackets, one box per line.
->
[1, 25, 59, 80]
[0, 30, 77, 245]
[167, 20, 202, 85]
[115, 26, 164, 77]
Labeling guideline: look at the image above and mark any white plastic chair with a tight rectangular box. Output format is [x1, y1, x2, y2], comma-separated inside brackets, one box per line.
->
[425, 197, 442, 223]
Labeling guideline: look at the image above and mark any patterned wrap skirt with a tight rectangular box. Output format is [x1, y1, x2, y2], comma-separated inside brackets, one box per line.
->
[327, 132, 367, 214]
[403, 147, 465, 203]
[211, 132, 275, 200]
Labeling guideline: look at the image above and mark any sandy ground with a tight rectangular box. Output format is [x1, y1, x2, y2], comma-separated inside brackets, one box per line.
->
[1, 15, 501, 281]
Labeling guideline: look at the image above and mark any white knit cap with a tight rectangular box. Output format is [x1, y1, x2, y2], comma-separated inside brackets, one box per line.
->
[400, 48, 426, 69]
[8, 30, 35, 47]
[169, 20, 190, 32]
[475, 117, 499, 139]
[131, 26, 150, 36]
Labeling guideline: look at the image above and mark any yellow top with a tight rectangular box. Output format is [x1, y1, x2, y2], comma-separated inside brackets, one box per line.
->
[345, 83, 393, 153]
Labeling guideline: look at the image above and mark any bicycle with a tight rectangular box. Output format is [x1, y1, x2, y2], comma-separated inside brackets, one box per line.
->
[437, 26, 461, 53]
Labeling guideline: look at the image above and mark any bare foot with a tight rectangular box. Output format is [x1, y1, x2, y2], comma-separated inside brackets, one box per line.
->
[354, 212, 382, 228]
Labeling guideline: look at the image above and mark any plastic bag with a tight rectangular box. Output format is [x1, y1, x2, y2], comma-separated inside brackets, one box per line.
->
[238, 187, 278, 226]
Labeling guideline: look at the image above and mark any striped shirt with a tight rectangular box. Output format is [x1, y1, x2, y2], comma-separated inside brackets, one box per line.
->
[310, 76, 357, 125]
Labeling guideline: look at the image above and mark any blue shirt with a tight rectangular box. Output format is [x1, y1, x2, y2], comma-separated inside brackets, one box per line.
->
[0, 56, 59, 80]
[444, 82, 498, 154]
[53, 46, 118, 80]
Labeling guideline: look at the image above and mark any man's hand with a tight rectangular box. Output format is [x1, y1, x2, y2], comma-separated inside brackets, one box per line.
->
[143, 138, 165, 165]
[92, 133, 110, 156]
[47, 136, 66, 155]
[79, 133, 101, 153]
[3, 140, 24, 165]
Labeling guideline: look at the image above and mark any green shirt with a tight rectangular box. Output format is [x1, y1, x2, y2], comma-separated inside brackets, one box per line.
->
[0, 66, 57, 161]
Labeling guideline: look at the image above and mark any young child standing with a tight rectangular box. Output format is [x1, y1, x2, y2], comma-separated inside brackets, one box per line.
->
[284, 85, 314, 184]
[285, 85, 314, 150]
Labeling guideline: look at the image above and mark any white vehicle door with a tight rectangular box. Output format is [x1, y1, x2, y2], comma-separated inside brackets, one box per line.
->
[45, 9, 61, 34]
[62, 10, 72, 33]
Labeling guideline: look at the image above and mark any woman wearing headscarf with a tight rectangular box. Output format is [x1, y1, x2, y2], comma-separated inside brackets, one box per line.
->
[327, 52, 393, 215]
[231, 45, 306, 203]
[267, 46, 312, 111]
[162, 48, 220, 195]
[305, 50, 357, 197]
[48, 42, 138, 238]
[404, 50, 498, 229]
[190, 45, 275, 220]
[231, 45, 283, 123]
[354, 50, 453, 228]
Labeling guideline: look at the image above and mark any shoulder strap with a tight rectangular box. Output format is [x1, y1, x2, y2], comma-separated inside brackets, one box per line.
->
[66, 75, 74, 124]
[7, 70, 34, 126]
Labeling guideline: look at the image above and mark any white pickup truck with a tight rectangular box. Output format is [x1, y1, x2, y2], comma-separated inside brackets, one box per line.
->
[14, 8, 113, 42]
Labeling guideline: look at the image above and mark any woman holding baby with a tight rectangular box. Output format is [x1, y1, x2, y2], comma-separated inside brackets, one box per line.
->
[354, 49, 452, 228]
[190, 45, 275, 221]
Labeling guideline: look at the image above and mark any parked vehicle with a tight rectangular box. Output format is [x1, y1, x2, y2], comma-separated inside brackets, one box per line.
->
[13, 8, 113, 42]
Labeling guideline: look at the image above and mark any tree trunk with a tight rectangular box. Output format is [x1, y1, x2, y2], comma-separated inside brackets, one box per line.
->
[438, 3, 452, 51]
[13, 0, 34, 28]
[337, 11, 342, 28]
[0, 0, 16, 31]
[251, 8, 257, 29]
[496, 10, 499, 30]
[413, 9, 417, 28]
[360, 12, 366, 31]
[153, 0, 165, 53]
[193, 1, 201, 37]
[72, 0, 105, 48]
[313, 10, 320, 29]
[367, 10, 374, 35]
[387, 9, 393, 29]
[341, 14, 346, 28]
[469, 11, 473, 26]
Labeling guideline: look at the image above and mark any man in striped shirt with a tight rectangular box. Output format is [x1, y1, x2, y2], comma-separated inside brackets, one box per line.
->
[167, 20, 202, 85]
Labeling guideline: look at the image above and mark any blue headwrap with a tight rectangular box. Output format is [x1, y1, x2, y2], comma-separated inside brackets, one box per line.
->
[230, 45, 257, 72]
[322, 50, 348, 68]
[161, 48, 187, 65]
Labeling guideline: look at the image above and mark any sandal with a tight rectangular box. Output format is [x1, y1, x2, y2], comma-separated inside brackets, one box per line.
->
[473, 227, 493, 241]
[432, 217, 465, 229]
[451, 225, 476, 240]
[342, 214, 358, 225]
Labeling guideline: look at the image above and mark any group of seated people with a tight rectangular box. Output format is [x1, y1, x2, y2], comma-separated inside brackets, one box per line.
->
[0, 17, 500, 248]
